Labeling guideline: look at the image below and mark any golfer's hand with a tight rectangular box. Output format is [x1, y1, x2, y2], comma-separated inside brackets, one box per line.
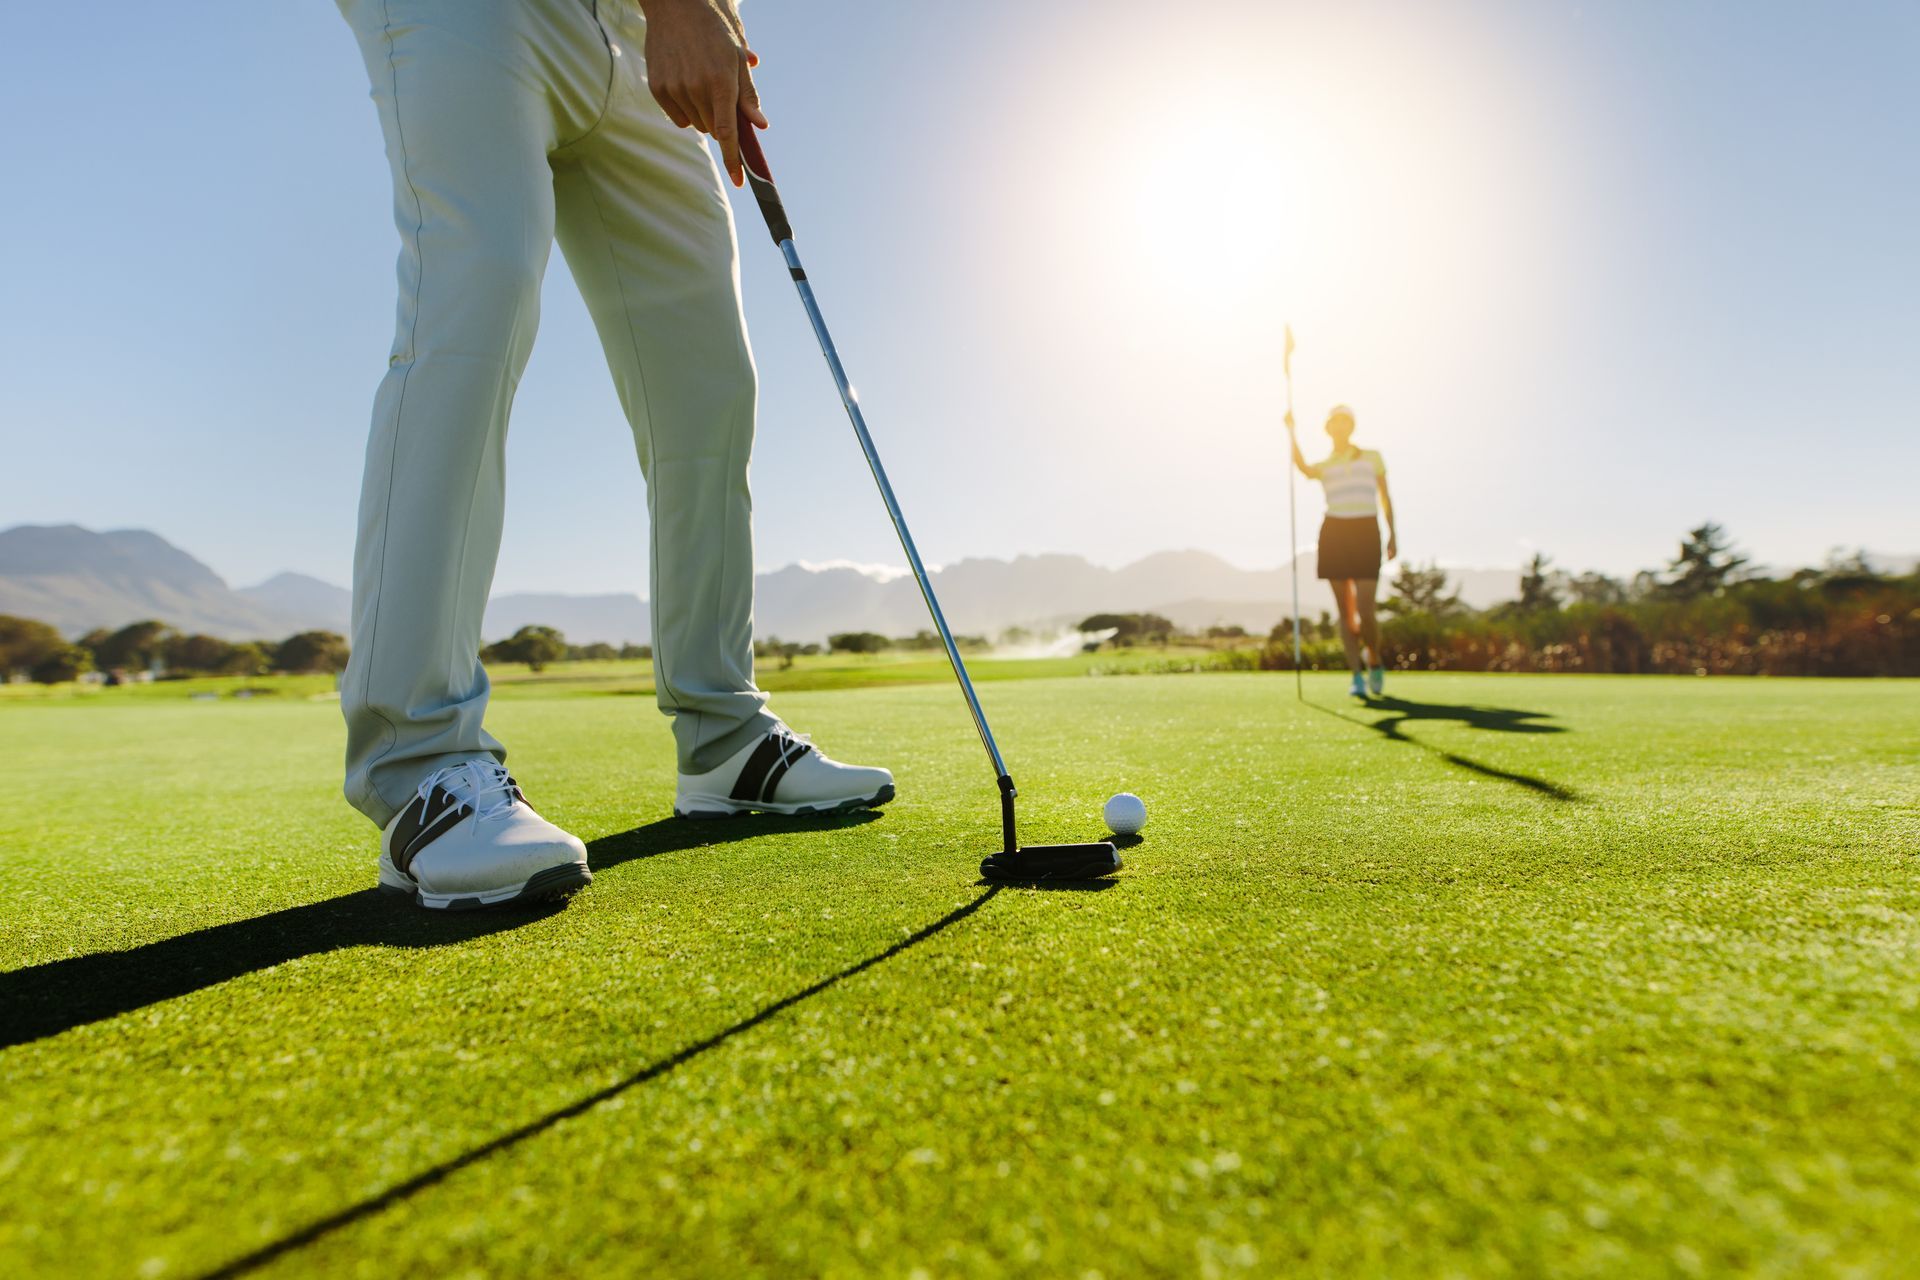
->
[639, 0, 767, 187]
[1385, 535, 1398, 561]
[1284, 410, 1296, 433]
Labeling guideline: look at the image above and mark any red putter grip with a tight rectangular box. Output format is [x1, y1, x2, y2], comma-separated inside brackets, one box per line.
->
[736, 107, 792, 245]
[737, 106, 772, 181]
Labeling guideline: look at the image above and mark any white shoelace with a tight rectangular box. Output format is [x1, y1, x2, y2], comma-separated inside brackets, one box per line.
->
[415, 759, 520, 823]
[774, 725, 824, 762]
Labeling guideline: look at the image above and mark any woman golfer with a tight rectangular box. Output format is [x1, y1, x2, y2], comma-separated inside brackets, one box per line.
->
[1286, 404, 1397, 697]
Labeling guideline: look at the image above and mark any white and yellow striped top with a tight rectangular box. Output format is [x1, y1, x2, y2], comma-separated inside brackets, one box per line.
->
[1307, 449, 1386, 518]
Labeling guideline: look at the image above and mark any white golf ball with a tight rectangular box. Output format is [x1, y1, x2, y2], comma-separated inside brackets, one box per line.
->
[1103, 792, 1147, 836]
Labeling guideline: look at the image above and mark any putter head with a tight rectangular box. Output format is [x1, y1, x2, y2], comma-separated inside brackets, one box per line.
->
[979, 841, 1122, 883]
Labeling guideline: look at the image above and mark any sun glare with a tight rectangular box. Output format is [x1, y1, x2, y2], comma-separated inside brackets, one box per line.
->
[947, 2, 1579, 574]
[977, 3, 1568, 471]
[1121, 118, 1298, 298]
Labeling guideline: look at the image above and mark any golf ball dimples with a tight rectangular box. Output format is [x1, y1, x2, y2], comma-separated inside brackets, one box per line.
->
[1104, 792, 1147, 836]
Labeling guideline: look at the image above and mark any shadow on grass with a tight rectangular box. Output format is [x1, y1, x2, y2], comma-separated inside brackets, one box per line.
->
[973, 877, 1119, 892]
[1308, 695, 1583, 802]
[199, 885, 1001, 1280]
[0, 811, 884, 1052]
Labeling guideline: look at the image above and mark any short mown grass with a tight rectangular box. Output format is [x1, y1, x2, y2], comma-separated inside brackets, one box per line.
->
[3, 672, 1916, 1277]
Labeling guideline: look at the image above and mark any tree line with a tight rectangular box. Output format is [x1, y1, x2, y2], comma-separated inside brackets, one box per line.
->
[1, 614, 1001, 684]
[0, 617, 353, 685]
[820, 630, 989, 657]
[1260, 524, 1919, 677]
[0, 615, 666, 684]
[479, 625, 651, 672]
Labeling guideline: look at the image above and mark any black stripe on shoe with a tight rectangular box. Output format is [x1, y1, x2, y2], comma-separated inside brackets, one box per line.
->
[388, 786, 471, 876]
[758, 739, 813, 804]
[729, 735, 791, 803]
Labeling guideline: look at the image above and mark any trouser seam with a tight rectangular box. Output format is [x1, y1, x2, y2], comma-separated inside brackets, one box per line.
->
[353, 0, 426, 817]
[575, 166, 683, 717]
[448, 359, 522, 743]
[716, 356, 746, 753]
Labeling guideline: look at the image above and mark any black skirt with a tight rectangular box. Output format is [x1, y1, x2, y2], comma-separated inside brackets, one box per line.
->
[1316, 515, 1381, 580]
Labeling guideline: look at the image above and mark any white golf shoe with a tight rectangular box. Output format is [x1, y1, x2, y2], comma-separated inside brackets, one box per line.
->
[1349, 672, 1367, 698]
[378, 759, 591, 910]
[674, 726, 894, 819]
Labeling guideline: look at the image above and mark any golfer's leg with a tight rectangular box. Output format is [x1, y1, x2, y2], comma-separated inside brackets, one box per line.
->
[1332, 581, 1364, 671]
[336, 1, 560, 825]
[1355, 580, 1384, 661]
[551, 53, 777, 773]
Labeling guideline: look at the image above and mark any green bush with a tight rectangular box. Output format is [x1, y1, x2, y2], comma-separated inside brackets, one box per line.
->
[29, 643, 93, 685]
[1, 615, 72, 678]
[482, 626, 566, 672]
[274, 631, 351, 674]
[828, 632, 889, 655]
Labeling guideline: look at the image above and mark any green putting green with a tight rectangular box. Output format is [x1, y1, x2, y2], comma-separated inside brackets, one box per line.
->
[4, 672, 1917, 1276]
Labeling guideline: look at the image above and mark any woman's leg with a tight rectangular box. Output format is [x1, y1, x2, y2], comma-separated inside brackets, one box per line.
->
[1329, 579, 1364, 671]
[1355, 578, 1384, 666]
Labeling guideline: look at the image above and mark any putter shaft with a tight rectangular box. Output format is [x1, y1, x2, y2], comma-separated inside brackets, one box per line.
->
[737, 113, 1112, 872]
[775, 239, 1012, 794]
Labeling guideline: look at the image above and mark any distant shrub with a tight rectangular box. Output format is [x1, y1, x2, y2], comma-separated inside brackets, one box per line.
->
[29, 643, 93, 685]
[1, 615, 72, 679]
[1077, 613, 1175, 647]
[828, 632, 889, 655]
[482, 626, 566, 672]
[80, 620, 173, 673]
[274, 631, 351, 674]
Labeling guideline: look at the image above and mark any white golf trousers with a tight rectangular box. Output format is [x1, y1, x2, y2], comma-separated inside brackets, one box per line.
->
[336, 0, 776, 826]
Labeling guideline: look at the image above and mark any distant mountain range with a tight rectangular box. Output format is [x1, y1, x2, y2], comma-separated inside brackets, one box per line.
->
[32, 522, 1890, 646]
[0, 526, 310, 640]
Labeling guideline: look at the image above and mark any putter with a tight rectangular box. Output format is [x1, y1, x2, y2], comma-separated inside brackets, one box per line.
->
[735, 113, 1119, 883]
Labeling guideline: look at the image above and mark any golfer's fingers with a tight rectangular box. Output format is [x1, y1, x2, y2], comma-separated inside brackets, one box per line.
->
[685, 77, 720, 138]
[651, 84, 694, 130]
[739, 59, 768, 129]
[710, 85, 743, 185]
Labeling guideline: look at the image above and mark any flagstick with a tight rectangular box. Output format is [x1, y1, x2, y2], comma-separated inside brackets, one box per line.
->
[1285, 326, 1302, 700]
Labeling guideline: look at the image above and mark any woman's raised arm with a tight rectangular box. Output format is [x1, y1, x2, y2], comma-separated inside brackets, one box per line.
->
[1284, 411, 1317, 478]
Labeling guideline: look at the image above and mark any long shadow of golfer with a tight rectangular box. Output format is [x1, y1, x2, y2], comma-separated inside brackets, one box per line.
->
[1307, 695, 1583, 802]
[199, 884, 1000, 1280]
[0, 811, 882, 1051]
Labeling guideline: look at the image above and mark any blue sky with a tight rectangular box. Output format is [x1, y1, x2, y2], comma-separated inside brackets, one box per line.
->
[2, 1, 1915, 595]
